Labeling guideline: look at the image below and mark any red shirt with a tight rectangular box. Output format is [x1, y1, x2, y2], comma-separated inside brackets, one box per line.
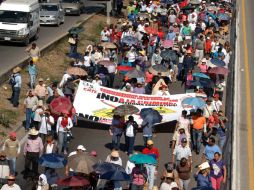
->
[142, 147, 160, 160]
[157, 31, 164, 40]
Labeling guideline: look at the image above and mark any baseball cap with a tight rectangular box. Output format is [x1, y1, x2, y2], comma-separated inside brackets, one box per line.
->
[77, 145, 86, 151]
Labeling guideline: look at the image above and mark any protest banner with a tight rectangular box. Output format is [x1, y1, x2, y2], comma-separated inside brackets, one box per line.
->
[73, 81, 196, 125]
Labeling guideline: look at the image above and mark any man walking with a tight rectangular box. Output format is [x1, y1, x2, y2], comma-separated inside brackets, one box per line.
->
[172, 138, 192, 166]
[9, 67, 22, 108]
[23, 128, 43, 179]
[2, 132, 20, 176]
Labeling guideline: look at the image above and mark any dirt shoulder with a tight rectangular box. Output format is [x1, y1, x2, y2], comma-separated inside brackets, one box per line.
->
[0, 14, 117, 140]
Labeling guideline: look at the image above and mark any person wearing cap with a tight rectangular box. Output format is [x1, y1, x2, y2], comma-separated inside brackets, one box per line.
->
[32, 100, 46, 130]
[202, 137, 222, 162]
[23, 128, 43, 178]
[0, 175, 21, 190]
[194, 162, 212, 188]
[34, 78, 48, 102]
[28, 60, 37, 89]
[65, 145, 86, 176]
[198, 58, 209, 74]
[24, 90, 38, 131]
[2, 132, 20, 176]
[159, 172, 178, 190]
[172, 126, 190, 150]
[212, 94, 222, 112]
[172, 138, 192, 166]
[9, 67, 22, 108]
[56, 110, 73, 155]
[36, 174, 49, 190]
[105, 150, 122, 166]
[142, 140, 159, 190]
[0, 151, 10, 185]
[209, 152, 227, 190]
[39, 109, 55, 143]
[191, 109, 207, 154]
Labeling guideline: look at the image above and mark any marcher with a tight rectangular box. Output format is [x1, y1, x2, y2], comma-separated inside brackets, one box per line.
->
[2, 132, 20, 176]
[0, 151, 10, 185]
[34, 78, 48, 102]
[39, 109, 54, 143]
[56, 110, 73, 155]
[194, 162, 212, 188]
[0, 176, 21, 190]
[24, 90, 38, 131]
[43, 135, 58, 154]
[23, 128, 43, 179]
[9, 67, 22, 108]
[32, 100, 45, 130]
[36, 174, 49, 190]
[27, 60, 37, 89]
[124, 116, 138, 155]
[26, 43, 40, 63]
[176, 158, 191, 190]
[159, 172, 178, 190]
[202, 137, 222, 162]
[172, 138, 192, 166]
[110, 115, 125, 150]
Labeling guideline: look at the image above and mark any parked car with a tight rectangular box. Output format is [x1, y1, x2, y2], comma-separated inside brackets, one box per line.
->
[40, 3, 65, 26]
[61, 0, 84, 16]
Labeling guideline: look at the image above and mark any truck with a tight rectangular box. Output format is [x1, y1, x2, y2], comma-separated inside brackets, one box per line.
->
[0, 0, 40, 45]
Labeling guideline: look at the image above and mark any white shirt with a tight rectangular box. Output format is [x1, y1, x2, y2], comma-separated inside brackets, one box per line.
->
[45, 143, 54, 154]
[39, 115, 54, 134]
[203, 104, 216, 118]
[84, 56, 91, 67]
[105, 155, 122, 166]
[125, 160, 135, 174]
[173, 145, 192, 161]
[160, 182, 178, 190]
[60, 73, 71, 88]
[101, 30, 110, 41]
[107, 64, 116, 73]
[1, 184, 21, 190]
[212, 100, 222, 112]
[56, 117, 73, 133]
[156, 90, 170, 96]
[92, 80, 102, 86]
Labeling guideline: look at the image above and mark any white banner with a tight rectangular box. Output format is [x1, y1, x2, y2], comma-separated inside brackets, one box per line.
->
[73, 81, 196, 125]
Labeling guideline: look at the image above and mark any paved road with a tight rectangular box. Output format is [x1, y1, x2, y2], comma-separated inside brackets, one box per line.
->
[233, 0, 254, 189]
[0, 1, 103, 77]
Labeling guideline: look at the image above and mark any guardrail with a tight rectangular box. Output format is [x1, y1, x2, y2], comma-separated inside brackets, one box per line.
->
[0, 10, 102, 85]
[220, 0, 236, 189]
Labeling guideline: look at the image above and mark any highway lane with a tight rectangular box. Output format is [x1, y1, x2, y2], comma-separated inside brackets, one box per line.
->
[0, 1, 103, 76]
[234, 0, 254, 189]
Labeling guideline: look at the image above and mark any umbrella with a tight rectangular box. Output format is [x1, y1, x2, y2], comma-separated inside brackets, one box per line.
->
[68, 53, 83, 60]
[145, 27, 158, 35]
[210, 59, 226, 67]
[189, 0, 200, 5]
[121, 36, 138, 46]
[137, 12, 149, 19]
[140, 108, 163, 124]
[192, 72, 210, 79]
[217, 13, 231, 21]
[67, 67, 87, 76]
[125, 69, 145, 78]
[68, 26, 84, 35]
[100, 42, 117, 49]
[57, 176, 90, 187]
[182, 97, 206, 108]
[68, 152, 97, 174]
[49, 97, 72, 115]
[98, 60, 114, 66]
[190, 80, 213, 88]
[160, 50, 178, 61]
[148, 65, 170, 76]
[130, 154, 158, 165]
[93, 162, 125, 175]
[113, 105, 139, 116]
[39, 153, 67, 169]
[100, 169, 130, 181]
[117, 65, 133, 72]
[162, 40, 174, 48]
[208, 67, 229, 75]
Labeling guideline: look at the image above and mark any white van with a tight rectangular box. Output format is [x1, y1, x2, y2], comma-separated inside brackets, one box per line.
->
[0, 0, 40, 45]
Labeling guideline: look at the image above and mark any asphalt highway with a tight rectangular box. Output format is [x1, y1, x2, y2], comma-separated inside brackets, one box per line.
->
[0, 1, 103, 77]
[233, 0, 254, 189]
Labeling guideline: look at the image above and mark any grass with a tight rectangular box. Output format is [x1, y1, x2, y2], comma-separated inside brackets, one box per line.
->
[0, 14, 117, 137]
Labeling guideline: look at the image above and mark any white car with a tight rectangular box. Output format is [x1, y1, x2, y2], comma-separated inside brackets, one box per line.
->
[40, 3, 65, 26]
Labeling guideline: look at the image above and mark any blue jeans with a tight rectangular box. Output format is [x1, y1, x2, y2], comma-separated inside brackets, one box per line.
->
[219, 135, 227, 149]
[125, 136, 135, 155]
[11, 87, 20, 107]
[112, 134, 122, 150]
[7, 158, 16, 175]
[29, 74, 36, 89]
[58, 131, 68, 153]
[69, 45, 77, 55]
[144, 164, 156, 190]
[192, 129, 203, 153]
[25, 108, 33, 130]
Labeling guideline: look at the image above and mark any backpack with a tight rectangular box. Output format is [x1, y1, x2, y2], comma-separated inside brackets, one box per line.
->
[8, 74, 16, 86]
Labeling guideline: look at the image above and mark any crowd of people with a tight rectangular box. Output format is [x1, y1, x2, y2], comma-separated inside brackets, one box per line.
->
[4, 0, 233, 189]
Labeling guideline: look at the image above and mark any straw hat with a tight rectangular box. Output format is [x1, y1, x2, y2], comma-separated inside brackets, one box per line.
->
[29, 128, 39, 136]
[37, 100, 43, 107]
[13, 67, 21, 74]
[111, 150, 119, 157]
[165, 172, 174, 178]
[38, 78, 44, 82]
[7, 175, 15, 180]
[199, 162, 210, 170]
[147, 140, 154, 145]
